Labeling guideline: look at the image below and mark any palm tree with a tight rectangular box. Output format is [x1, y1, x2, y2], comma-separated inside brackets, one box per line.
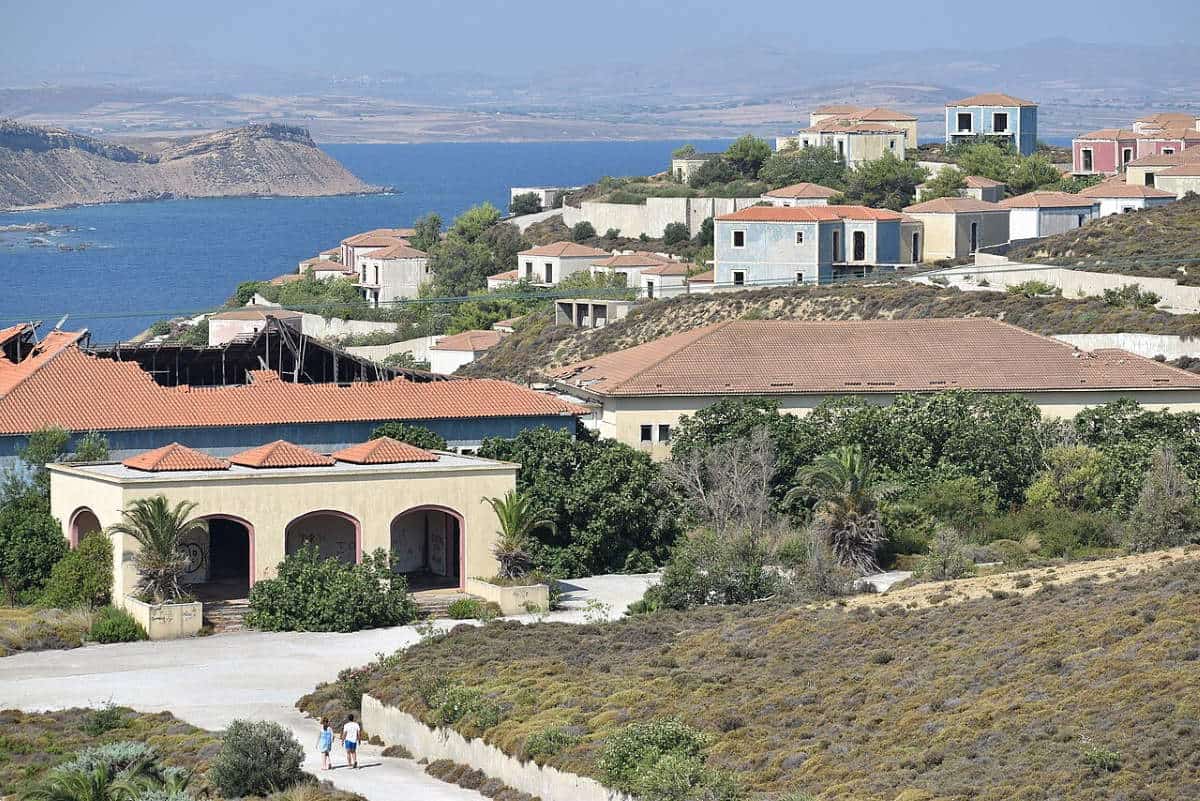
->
[484, 490, 556, 579]
[108, 496, 204, 603]
[785, 444, 894, 575]
[21, 764, 157, 801]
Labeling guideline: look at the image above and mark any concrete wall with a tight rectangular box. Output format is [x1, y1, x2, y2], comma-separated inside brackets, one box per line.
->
[1051, 333, 1200, 360]
[299, 315, 403, 339]
[1008, 206, 1096, 240]
[346, 335, 438, 363]
[563, 196, 759, 238]
[1156, 175, 1200, 198]
[359, 256, 430, 304]
[362, 695, 631, 801]
[429, 348, 477, 375]
[714, 219, 828, 286]
[1095, 196, 1175, 217]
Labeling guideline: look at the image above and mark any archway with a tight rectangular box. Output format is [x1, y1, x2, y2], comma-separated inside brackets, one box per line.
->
[285, 510, 360, 565]
[68, 507, 102, 547]
[188, 515, 254, 601]
[390, 506, 463, 591]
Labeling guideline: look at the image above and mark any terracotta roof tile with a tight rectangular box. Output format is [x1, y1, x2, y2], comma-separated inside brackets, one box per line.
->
[812, 105, 864, 114]
[717, 205, 902, 223]
[1126, 149, 1200, 167]
[0, 330, 86, 397]
[1077, 183, 1176, 198]
[1160, 163, 1200, 177]
[229, 440, 336, 468]
[763, 182, 840, 199]
[964, 176, 1005, 188]
[687, 270, 714, 283]
[320, 247, 341, 256]
[801, 122, 903, 134]
[0, 343, 582, 435]
[592, 252, 673, 268]
[308, 260, 352, 272]
[269, 273, 304, 285]
[211, 306, 303, 321]
[431, 330, 506, 352]
[999, 191, 1100, 209]
[333, 436, 439, 465]
[1076, 129, 1139, 140]
[641, 262, 692, 276]
[488, 269, 519, 280]
[518, 242, 608, 258]
[548, 319, 1200, 397]
[853, 107, 918, 122]
[0, 323, 31, 348]
[122, 442, 231, 472]
[904, 197, 1006, 213]
[947, 93, 1037, 107]
[365, 243, 428, 260]
[341, 228, 414, 245]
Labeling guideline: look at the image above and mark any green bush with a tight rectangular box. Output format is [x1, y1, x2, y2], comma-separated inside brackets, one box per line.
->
[446, 598, 501, 620]
[1006, 280, 1060, 298]
[572, 221, 596, 242]
[40, 531, 113, 609]
[246, 545, 419, 632]
[509, 192, 542, 215]
[369, 422, 447, 450]
[0, 485, 68, 604]
[644, 529, 779, 611]
[82, 704, 129, 737]
[430, 684, 501, 730]
[210, 719, 305, 798]
[598, 719, 737, 801]
[88, 606, 147, 644]
[524, 726, 579, 760]
[913, 527, 976, 581]
[663, 222, 690, 246]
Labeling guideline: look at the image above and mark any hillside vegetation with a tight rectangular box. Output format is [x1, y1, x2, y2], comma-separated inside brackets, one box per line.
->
[0, 120, 377, 210]
[459, 281, 1200, 382]
[1008, 193, 1200, 281]
[306, 556, 1200, 801]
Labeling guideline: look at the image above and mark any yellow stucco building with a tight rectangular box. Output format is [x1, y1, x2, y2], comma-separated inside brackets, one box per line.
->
[48, 438, 517, 605]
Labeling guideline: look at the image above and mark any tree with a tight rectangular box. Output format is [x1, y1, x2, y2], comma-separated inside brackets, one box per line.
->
[757, 145, 846, 190]
[724, 134, 772, 178]
[665, 427, 778, 538]
[688, 157, 737, 189]
[19, 426, 70, 495]
[952, 143, 1013, 183]
[920, 166, 968, 200]
[838, 152, 928, 210]
[671, 144, 697, 159]
[450, 202, 502, 241]
[369, 422, 447, 450]
[108, 496, 202, 603]
[1124, 446, 1200, 552]
[429, 235, 498, 297]
[662, 222, 690, 246]
[70, 431, 110, 463]
[480, 222, 529, 269]
[410, 212, 443, 252]
[1024, 446, 1106, 512]
[1007, 154, 1063, 195]
[0, 484, 66, 605]
[786, 444, 894, 574]
[694, 217, 714, 247]
[210, 719, 305, 798]
[509, 192, 542, 215]
[39, 531, 113, 609]
[484, 490, 556, 579]
[1057, 174, 1104, 194]
[571, 221, 596, 242]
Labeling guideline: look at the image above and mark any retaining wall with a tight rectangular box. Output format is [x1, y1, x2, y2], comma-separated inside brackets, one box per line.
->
[346, 336, 438, 363]
[299, 314, 403, 338]
[563, 196, 759, 238]
[362, 694, 631, 801]
[1051, 333, 1200, 360]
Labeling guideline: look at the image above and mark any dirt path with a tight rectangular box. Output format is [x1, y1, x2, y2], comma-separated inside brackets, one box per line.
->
[835, 545, 1200, 610]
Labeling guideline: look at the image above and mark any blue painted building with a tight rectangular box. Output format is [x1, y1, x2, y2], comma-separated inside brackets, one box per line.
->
[713, 205, 915, 288]
[944, 92, 1038, 156]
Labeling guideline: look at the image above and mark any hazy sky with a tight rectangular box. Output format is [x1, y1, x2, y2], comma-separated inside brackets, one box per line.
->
[1, 0, 1196, 79]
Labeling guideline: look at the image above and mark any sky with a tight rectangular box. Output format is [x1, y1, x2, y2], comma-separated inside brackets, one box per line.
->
[1, 0, 1197, 82]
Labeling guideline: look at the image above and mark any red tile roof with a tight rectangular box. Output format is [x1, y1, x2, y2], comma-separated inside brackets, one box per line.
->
[641, 262, 692, 276]
[518, 242, 608, 258]
[801, 122, 903, 134]
[122, 442, 231, 472]
[0, 323, 31, 348]
[308, 260, 352, 272]
[687, 270, 714, 283]
[904, 197, 1007, 213]
[812, 104, 864, 115]
[716, 205, 903, 223]
[999, 191, 1100, 209]
[488, 269, 519, 281]
[763, 182, 840, 199]
[270, 273, 304, 285]
[1077, 183, 1176, 198]
[964, 176, 1005, 188]
[1126, 149, 1200, 168]
[1160, 163, 1200, 177]
[853, 107, 918, 122]
[365, 243, 428, 260]
[332, 436, 439, 465]
[1076, 129, 1139, 140]
[947, 93, 1036, 107]
[592, 252, 673, 268]
[229, 440, 336, 468]
[341, 228, 414, 246]
[431, 330, 506, 352]
[211, 306, 303, 321]
[0, 343, 582, 435]
[548, 319, 1200, 398]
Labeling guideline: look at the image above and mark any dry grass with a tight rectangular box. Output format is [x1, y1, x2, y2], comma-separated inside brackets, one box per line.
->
[459, 281, 1200, 383]
[0, 606, 94, 658]
[310, 552, 1200, 801]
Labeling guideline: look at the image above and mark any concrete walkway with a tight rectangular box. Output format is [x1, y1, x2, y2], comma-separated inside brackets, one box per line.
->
[0, 574, 655, 800]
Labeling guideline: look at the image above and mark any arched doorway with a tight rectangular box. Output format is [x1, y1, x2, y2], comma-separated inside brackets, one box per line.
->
[188, 515, 254, 601]
[285, 510, 360, 565]
[68, 507, 102, 547]
[390, 506, 463, 591]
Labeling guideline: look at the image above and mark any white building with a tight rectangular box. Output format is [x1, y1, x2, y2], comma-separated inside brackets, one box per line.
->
[777, 122, 906, 167]
[429, 330, 507, 374]
[999, 192, 1101, 240]
[1076, 182, 1177, 217]
[759, 182, 840, 207]
[356, 243, 431, 306]
[208, 307, 303, 346]
[639, 262, 691, 299]
[516, 242, 608, 285]
[509, 186, 574, 210]
[339, 228, 415, 276]
[590, 251, 676, 287]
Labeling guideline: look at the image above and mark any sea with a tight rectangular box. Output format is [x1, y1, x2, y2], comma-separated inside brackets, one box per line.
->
[0, 139, 733, 342]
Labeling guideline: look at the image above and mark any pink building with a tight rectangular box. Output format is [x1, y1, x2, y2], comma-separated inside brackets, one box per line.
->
[1073, 113, 1200, 175]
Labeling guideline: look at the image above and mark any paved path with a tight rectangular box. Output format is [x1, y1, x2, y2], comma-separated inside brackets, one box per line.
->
[0, 574, 654, 800]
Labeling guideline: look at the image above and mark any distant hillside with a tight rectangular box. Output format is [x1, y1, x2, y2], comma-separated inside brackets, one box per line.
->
[1008, 193, 1200, 282]
[0, 121, 378, 210]
[459, 282, 1200, 383]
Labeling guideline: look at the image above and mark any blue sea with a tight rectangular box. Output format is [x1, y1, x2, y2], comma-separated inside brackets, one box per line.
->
[0, 140, 732, 342]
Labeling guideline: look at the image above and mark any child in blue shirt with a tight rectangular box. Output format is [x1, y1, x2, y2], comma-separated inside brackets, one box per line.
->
[317, 718, 334, 770]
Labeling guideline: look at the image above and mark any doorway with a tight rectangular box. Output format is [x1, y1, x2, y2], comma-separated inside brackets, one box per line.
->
[852, 231, 866, 261]
[390, 507, 463, 591]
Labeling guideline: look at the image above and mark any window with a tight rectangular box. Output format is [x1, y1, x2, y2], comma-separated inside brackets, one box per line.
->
[732, 230, 745, 248]
[645, 280, 655, 298]
[676, 167, 684, 180]
[969, 222, 979, 253]
[524, 260, 533, 278]
[852, 230, 866, 261]
[544, 262, 553, 284]
[1077, 214, 1086, 227]
[801, 138, 810, 147]
[732, 270, 745, 287]
[1121, 206, 1136, 213]
[1164, 148, 1175, 155]
[1145, 172, 1156, 186]
[889, 139, 896, 150]
[956, 112, 972, 133]
[657, 424, 671, 443]
[795, 230, 804, 244]
[1122, 147, 1133, 165]
[832, 230, 841, 262]
[640, 425, 652, 443]
[1081, 148, 1093, 172]
[993, 112, 1009, 133]
[912, 232, 921, 263]
[836, 140, 845, 158]
[795, 271, 804, 284]
[373, 266, 379, 284]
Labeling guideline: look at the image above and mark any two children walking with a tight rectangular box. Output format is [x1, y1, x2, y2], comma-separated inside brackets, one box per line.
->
[317, 714, 361, 770]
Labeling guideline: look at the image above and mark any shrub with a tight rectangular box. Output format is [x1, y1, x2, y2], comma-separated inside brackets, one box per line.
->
[524, 726, 578, 760]
[663, 222, 690, 246]
[1124, 445, 1200, 552]
[0, 486, 68, 604]
[571, 221, 596, 242]
[795, 528, 856, 598]
[1102, 284, 1160, 309]
[59, 741, 157, 774]
[370, 422, 447, 450]
[446, 598, 501, 620]
[913, 527, 976, 581]
[210, 719, 305, 798]
[430, 684, 502, 730]
[1006, 280, 1059, 298]
[82, 704, 129, 736]
[88, 606, 147, 644]
[598, 719, 736, 801]
[246, 545, 419, 632]
[645, 529, 779, 611]
[40, 531, 113, 609]
[509, 192, 542, 215]
[916, 477, 1000, 538]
